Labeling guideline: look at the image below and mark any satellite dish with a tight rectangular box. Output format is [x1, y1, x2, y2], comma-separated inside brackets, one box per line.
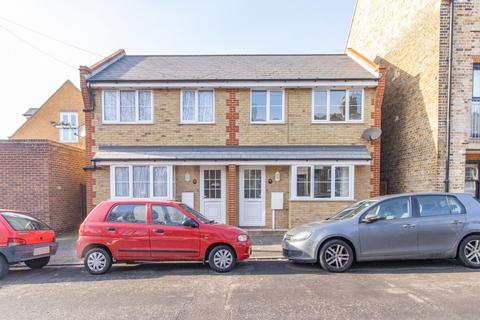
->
[362, 128, 382, 141]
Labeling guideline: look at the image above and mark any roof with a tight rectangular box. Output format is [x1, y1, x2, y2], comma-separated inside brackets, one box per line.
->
[22, 108, 38, 117]
[93, 145, 371, 162]
[87, 54, 378, 82]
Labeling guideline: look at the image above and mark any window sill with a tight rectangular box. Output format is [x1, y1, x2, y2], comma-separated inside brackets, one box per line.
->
[250, 121, 286, 125]
[289, 198, 355, 202]
[311, 121, 364, 125]
[101, 121, 154, 125]
[180, 122, 216, 125]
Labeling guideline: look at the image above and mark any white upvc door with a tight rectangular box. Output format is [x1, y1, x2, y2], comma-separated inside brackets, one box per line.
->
[200, 166, 226, 224]
[239, 166, 265, 227]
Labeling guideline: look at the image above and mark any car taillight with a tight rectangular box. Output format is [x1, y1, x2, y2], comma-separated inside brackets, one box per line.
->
[7, 238, 27, 247]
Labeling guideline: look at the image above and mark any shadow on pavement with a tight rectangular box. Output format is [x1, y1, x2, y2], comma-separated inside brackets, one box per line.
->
[2, 258, 477, 287]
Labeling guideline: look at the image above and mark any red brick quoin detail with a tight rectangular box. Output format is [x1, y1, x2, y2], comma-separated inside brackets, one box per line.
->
[227, 164, 237, 226]
[473, 55, 480, 64]
[370, 66, 386, 197]
[225, 89, 239, 146]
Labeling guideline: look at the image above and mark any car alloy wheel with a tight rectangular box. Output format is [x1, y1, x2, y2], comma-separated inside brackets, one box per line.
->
[213, 249, 233, 270]
[325, 244, 350, 269]
[464, 240, 480, 266]
[319, 239, 354, 272]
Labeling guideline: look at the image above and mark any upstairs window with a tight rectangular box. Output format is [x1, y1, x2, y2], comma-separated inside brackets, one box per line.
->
[59, 112, 78, 143]
[474, 65, 480, 98]
[251, 90, 284, 123]
[102, 90, 152, 123]
[181, 90, 214, 123]
[312, 89, 363, 123]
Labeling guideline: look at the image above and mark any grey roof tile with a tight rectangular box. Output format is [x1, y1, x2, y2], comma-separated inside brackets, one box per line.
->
[87, 54, 377, 82]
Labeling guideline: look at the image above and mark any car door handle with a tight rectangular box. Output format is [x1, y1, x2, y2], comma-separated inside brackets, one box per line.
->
[153, 229, 164, 234]
[402, 224, 416, 229]
[107, 227, 116, 232]
[451, 220, 464, 225]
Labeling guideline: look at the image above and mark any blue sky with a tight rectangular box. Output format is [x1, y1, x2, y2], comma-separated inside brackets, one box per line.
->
[0, 0, 356, 138]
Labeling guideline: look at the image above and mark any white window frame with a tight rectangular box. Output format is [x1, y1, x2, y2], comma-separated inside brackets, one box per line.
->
[474, 65, 480, 99]
[250, 89, 285, 124]
[180, 89, 215, 124]
[102, 90, 153, 124]
[290, 164, 354, 201]
[311, 88, 364, 124]
[59, 112, 79, 143]
[110, 165, 174, 200]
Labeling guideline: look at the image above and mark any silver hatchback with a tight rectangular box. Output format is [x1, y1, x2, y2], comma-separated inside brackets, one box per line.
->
[283, 193, 480, 272]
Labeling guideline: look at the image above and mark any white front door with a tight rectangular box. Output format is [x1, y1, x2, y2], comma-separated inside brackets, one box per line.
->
[200, 166, 226, 224]
[239, 166, 265, 227]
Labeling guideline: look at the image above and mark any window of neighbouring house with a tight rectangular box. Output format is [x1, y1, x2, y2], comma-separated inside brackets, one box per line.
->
[312, 89, 364, 123]
[251, 90, 284, 123]
[59, 112, 78, 143]
[102, 90, 153, 123]
[111, 165, 174, 199]
[292, 165, 353, 200]
[181, 90, 214, 123]
[474, 65, 480, 98]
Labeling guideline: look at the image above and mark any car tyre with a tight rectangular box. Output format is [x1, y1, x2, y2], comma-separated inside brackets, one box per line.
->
[25, 257, 50, 269]
[208, 245, 237, 273]
[319, 239, 354, 273]
[84, 248, 112, 275]
[457, 235, 480, 269]
[0, 255, 9, 279]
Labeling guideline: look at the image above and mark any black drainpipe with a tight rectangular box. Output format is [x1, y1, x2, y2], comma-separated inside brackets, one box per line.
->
[445, 0, 455, 192]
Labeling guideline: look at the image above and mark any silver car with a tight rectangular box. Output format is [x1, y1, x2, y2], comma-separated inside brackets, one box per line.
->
[283, 193, 480, 272]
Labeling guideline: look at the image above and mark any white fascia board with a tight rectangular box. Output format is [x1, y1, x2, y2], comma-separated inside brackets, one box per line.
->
[88, 80, 378, 89]
[93, 159, 371, 166]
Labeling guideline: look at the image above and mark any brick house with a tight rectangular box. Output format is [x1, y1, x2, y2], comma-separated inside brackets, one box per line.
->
[347, 0, 480, 195]
[0, 80, 86, 232]
[80, 50, 385, 228]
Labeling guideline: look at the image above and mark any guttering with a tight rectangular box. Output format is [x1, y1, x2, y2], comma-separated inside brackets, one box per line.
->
[88, 79, 378, 89]
[445, 0, 455, 192]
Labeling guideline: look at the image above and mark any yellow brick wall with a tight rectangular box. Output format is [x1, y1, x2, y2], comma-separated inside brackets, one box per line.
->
[175, 166, 201, 210]
[264, 166, 290, 229]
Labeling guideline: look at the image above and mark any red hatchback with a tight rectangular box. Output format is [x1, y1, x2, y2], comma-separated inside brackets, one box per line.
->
[0, 210, 58, 279]
[76, 200, 251, 274]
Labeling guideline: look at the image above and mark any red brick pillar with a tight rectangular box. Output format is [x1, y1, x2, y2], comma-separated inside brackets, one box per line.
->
[370, 66, 386, 197]
[227, 164, 237, 226]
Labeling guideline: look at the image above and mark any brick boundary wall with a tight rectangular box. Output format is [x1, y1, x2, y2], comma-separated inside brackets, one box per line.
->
[0, 140, 85, 232]
[371, 66, 386, 197]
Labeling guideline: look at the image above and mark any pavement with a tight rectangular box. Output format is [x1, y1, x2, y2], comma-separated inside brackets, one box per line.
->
[2, 258, 480, 319]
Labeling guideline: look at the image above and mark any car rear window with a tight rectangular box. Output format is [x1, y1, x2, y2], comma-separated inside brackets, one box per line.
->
[0, 212, 51, 231]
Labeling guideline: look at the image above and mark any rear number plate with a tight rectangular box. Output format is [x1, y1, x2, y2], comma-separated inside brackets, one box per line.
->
[33, 246, 50, 256]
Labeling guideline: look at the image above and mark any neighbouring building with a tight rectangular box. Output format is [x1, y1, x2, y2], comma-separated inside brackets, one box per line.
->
[10, 79, 86, 149]
[80, 49, 385, 228]
[0, 80, 86, 232]
[347, 0, 480, 195]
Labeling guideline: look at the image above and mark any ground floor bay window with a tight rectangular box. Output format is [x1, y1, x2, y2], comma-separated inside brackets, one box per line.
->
[291, 165, 354, 200]
[110, 165, 175, 200]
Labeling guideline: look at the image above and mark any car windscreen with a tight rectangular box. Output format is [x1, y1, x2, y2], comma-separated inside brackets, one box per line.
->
[178, 204, 212, 224]
[328, 200, 377, 220]
[0, 212, 51, 231]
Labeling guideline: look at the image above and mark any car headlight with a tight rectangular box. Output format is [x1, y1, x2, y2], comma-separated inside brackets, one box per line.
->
[290, 230, 312, 242]
[237, 234, 248, 242]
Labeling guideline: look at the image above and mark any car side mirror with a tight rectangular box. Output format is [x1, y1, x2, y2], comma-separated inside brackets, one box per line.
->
[362, 216, 386, 224]
[183, 218, 198, 228]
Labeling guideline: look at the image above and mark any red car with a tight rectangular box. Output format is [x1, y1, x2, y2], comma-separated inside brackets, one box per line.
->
[0, 210, 58, 279]
[76, 200, 251, 274]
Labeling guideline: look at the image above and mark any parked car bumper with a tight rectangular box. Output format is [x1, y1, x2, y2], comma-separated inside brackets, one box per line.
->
[282, 239, 317, 263]
[234, 240, 251, 261]
[0, 242, 58, 264]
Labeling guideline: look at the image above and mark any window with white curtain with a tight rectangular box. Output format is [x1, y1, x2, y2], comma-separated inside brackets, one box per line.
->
[312, 89, 364, 123]
[59, 112, 78, 143]
[474, 65, 480, 98]
[102, 90, 152, 123]
[291, 165, 353, 200]
[251, 90, 284, 123]
[181, 90, 214, 123]
[111, 165, 173, 199]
